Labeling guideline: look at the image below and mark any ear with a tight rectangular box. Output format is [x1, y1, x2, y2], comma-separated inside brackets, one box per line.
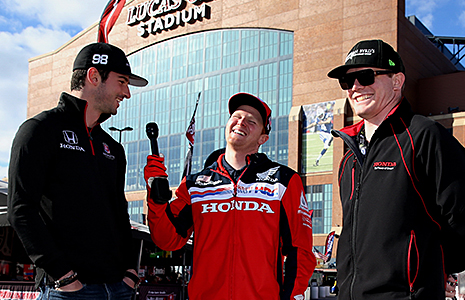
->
[257, 134, 269, 146]
[87, 67, 101, 87]
[392, 72, 405, 91]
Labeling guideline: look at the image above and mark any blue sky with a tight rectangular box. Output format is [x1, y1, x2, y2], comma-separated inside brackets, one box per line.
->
[406, 0, 465, 37]
[0, 0, 464, 179]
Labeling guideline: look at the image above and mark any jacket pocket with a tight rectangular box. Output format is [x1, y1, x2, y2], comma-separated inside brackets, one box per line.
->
[407, 230, 419, 292]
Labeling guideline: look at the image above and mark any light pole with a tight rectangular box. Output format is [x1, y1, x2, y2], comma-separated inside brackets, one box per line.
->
[109, 126, 133, 143]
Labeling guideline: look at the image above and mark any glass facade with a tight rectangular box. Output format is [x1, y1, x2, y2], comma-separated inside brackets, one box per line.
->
[102, 28, 294, 193]
[305, 184, 333, 234]
[128, 200, 144, 223]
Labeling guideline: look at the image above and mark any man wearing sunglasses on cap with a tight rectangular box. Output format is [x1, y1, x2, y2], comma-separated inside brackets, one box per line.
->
[328, 39, 465, 300]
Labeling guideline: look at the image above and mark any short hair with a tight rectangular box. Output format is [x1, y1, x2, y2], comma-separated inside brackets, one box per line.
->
[70, 68, 111, 91]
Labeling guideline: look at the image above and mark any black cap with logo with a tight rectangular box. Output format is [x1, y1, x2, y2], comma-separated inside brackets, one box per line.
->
[328, 39, 405, 79]
[73, 42, 148, 87]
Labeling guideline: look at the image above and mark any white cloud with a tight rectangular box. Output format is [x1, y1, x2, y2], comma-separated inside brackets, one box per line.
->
[459, 9, 465, 28]
[0, 0, 112, 179]
[407, 0, 439, 29]
[0, 26, 73, 178]
[1, 0, 108, 30]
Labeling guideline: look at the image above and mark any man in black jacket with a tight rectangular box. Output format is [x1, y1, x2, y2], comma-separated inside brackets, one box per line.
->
[328, 39, 465, 299]
[8, 43, 147, 300]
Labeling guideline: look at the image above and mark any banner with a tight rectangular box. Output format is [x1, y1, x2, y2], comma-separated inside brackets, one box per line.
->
[324, 231, 336, 261]
[98, 0, 126, 43]
[302, 101, 335, 173]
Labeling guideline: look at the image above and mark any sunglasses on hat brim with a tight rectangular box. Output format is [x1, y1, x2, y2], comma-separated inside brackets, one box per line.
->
[338, 69, 393, 90]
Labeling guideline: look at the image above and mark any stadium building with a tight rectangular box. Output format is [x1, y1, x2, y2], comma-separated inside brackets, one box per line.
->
[27, 0, 465, 256]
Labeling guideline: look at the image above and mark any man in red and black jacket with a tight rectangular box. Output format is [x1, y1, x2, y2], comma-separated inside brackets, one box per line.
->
[144, 93, 316, 300]
[328, 39, 465, 299]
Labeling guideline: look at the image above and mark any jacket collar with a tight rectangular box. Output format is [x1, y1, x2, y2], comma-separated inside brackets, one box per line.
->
[58, 92, 111, 125]
[213, 152, 269, 173]
[336, 97, 409, 137]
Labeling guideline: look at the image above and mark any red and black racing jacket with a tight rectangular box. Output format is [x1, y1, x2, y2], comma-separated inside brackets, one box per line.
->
[332, 99, 465, 300]
[147, 153, 316, 300]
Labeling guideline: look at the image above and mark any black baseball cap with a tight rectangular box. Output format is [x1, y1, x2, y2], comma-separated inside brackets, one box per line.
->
[328, 39, 405, 79]
[228, 93, 272, 134]
[73, 42, 148, 87]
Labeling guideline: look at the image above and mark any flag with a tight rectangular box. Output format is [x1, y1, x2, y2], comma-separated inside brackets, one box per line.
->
[313, 247, 328, 262]
[182, 92, 201, 179]
[324, 231, 336, 261]
[98, 0, 126, 43]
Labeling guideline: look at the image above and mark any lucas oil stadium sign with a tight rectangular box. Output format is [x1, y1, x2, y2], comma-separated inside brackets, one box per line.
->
[126, 0, 212, 37]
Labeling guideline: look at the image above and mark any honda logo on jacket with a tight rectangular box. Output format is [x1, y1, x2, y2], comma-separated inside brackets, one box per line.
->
[201, 200, 275, 214]
[63, 130, 78, 144]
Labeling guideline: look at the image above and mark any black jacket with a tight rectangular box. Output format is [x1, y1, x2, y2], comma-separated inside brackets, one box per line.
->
[8, 92, 135, 286]
[332, 99, 465, 299]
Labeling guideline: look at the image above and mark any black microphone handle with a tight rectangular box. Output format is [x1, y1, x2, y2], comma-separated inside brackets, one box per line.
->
[145, 122, 172, 202]
[145, 122, 159, 156]
[150, 137, 159, 156]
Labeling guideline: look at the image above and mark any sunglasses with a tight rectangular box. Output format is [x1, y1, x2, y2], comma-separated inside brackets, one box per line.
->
[338, 69, 393, 90]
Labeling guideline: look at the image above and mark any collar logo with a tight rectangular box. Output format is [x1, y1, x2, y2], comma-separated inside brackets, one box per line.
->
[256, 166, 279, 182]
[63, 130, 78, 145]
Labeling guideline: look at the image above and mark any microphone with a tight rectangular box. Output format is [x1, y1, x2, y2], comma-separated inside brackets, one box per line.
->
[145, 122, 172, 203]
[145, 122, 159, 155]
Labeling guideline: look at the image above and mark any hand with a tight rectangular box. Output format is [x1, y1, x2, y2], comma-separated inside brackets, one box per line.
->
[144, 155, 168, 183]
[144, 155, 172, 204]
[446, 274, 457, 299]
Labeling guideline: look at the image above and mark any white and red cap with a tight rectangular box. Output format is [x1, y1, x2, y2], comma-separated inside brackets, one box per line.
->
[228, 92, 272, 134]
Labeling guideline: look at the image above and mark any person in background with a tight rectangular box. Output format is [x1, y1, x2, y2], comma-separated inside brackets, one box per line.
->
[8, 42, 148, 300]
[144, 92, 316, 300]
[328, 39, 465, 300]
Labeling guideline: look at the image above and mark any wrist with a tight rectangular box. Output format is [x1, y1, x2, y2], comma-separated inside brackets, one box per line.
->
[125, 270, 140, 287]
[52, 271, 78, 289]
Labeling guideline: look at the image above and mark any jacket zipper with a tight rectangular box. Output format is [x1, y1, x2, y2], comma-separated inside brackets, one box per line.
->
[350, 159, 362, 300]
[86, 126, 95, 156]
[350, 158, 357, 200]
[222, 159, 249, 300]
[408, 230, 419, 293]
[83, 103, 96, 156]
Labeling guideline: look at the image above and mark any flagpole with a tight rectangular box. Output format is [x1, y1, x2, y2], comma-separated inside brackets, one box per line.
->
[180, 92, 201, 300]
[182, 92, 201, 179]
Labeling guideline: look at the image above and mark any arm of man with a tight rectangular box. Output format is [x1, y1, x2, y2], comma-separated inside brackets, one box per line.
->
[147, 179, 193, 250]
[145, 156, 193, 250]
[418, 122, 465, 274]
[7, 119, 73, 282]
[280, 173, 316, 300]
